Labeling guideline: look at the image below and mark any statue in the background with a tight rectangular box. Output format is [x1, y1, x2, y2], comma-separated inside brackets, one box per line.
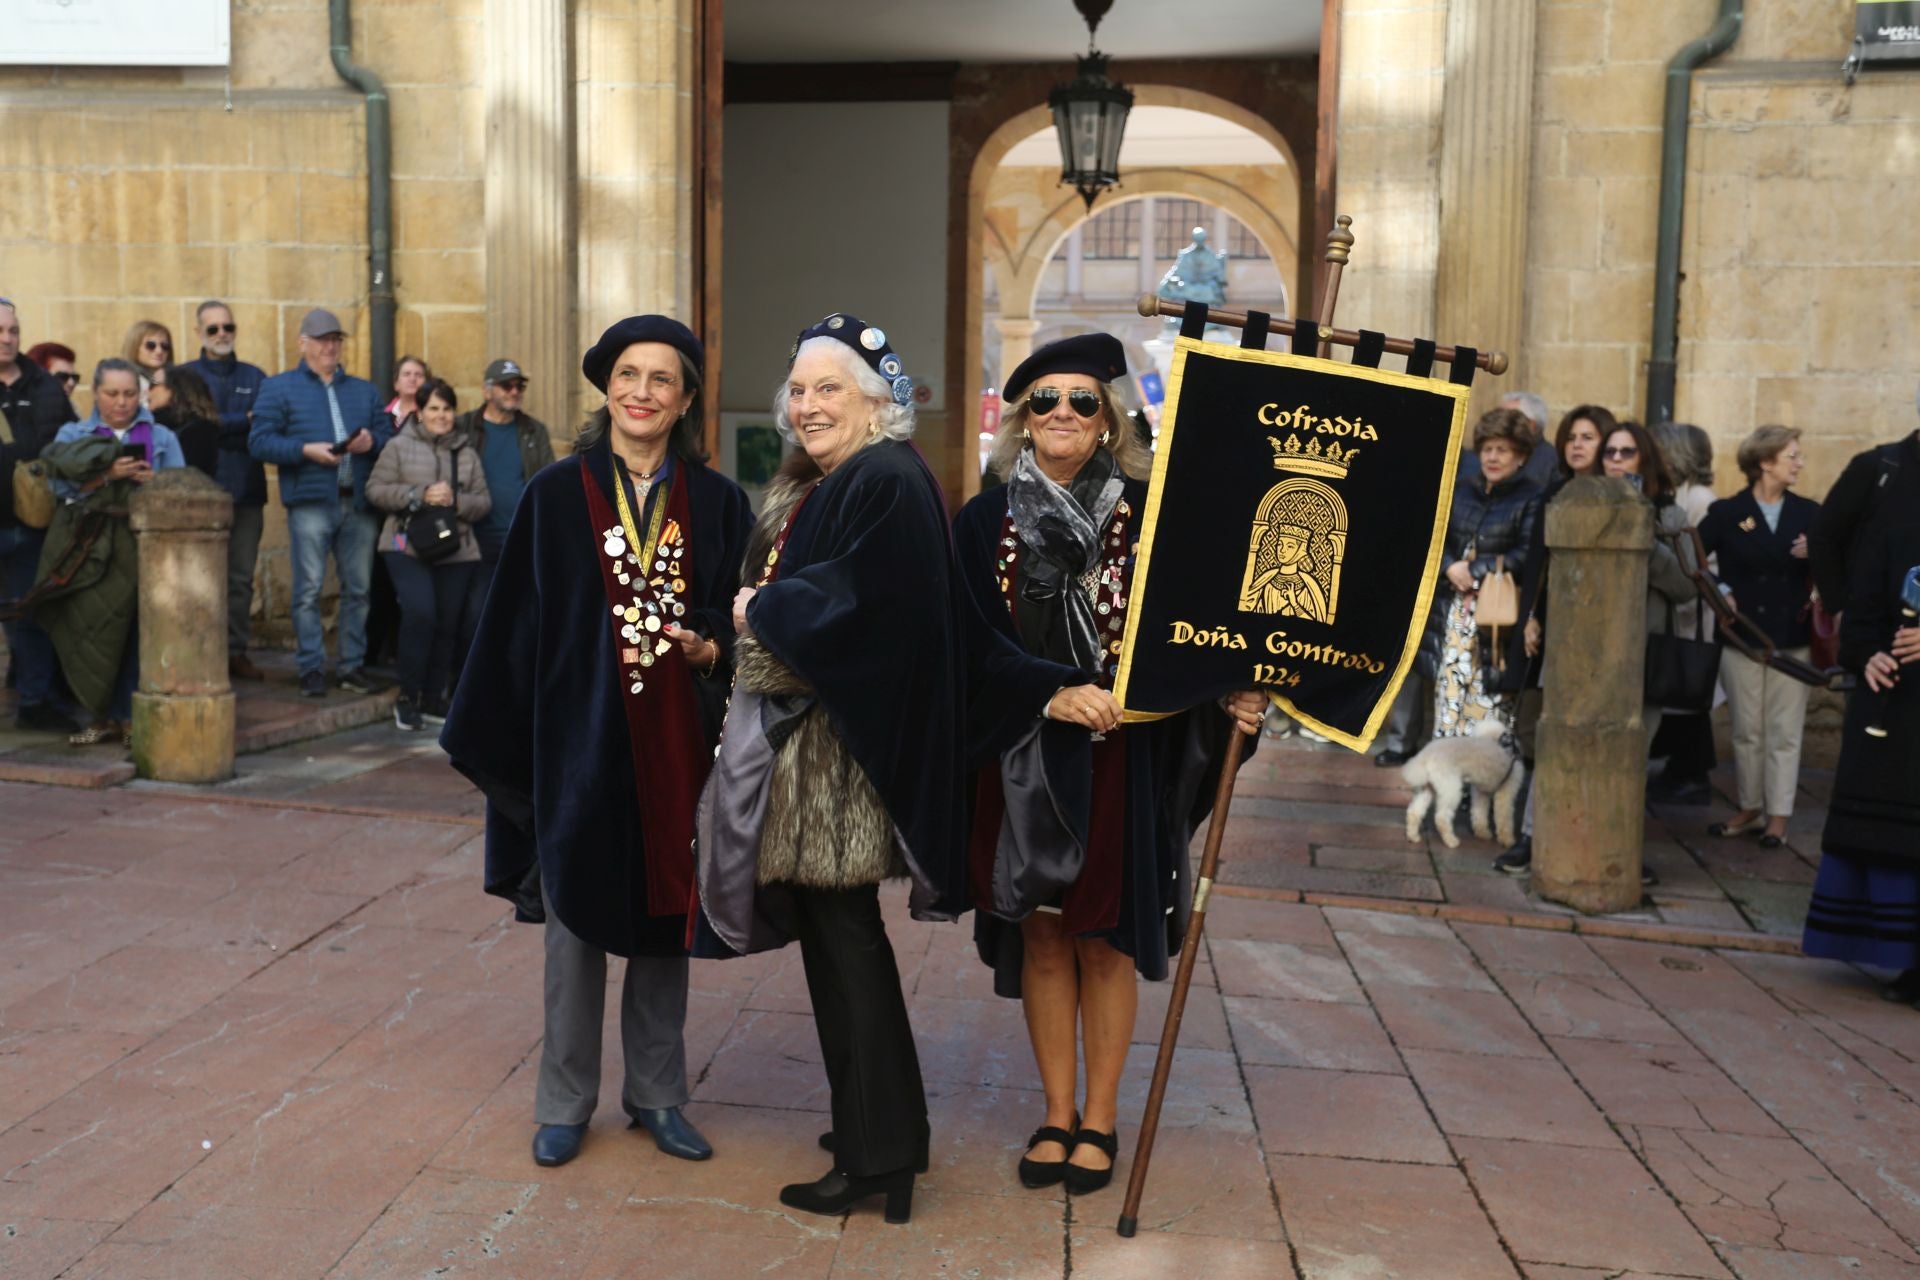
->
[1156, 226, 1229, 309]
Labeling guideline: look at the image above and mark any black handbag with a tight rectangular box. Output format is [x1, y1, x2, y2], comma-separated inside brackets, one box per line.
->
[1644, 592, 1719, 712]
[405, 446, 464, 565]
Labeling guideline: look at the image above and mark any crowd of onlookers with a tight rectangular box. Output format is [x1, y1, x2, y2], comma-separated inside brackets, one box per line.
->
[0, 294, 557, 743]
[1368, 388, 1854, 888]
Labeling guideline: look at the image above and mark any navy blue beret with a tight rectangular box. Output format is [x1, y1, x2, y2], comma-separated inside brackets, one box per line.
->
[1003, 332, 1129, 402]
[789, 312, 915, 407]
[582, 315, 703, 393]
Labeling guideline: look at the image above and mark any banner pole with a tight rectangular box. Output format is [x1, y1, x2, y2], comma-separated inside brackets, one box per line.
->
[1117, 718, 1247, 1238]
[1118, 215, 1364, 1240]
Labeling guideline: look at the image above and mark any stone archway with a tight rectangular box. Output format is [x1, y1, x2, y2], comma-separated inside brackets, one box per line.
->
[961, 85, 1307, 496]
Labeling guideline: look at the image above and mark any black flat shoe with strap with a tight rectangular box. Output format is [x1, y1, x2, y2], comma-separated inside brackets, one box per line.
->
[1063, 1127, 1119, 1195]
[1017, 1114, 1079, 1189]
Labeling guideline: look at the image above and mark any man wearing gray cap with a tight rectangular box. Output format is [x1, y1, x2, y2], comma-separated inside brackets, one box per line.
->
[455, 357, 556, 575]
[248, 308, 393, 698]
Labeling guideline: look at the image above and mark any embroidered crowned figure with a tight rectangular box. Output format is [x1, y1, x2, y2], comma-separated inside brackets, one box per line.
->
[1237, 433, 1351, 624]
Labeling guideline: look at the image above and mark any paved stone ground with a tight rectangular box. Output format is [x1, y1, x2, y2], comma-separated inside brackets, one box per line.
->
[3, 725, 1919, 1278]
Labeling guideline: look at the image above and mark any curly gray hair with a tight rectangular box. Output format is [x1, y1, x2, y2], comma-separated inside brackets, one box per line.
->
[773, 337, 916, 447]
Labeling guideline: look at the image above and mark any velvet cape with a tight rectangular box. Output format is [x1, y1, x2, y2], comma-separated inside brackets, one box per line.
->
[955, 478, 1254, 994]
[693, 439, 1072, 957]
[441, 441, 752, 958]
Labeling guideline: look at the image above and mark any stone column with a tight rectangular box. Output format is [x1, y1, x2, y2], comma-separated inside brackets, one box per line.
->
[996, 317, 1039, 396]
[574, 0, 699, 429]
[1532, 478, 1650, 913]
[486, 0, 575, 444]
[129, 469, 235, 784]
[1434, 0, 1537, 415]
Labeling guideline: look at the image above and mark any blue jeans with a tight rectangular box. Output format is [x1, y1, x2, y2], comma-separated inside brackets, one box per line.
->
[286, 495, 379, 677]
[0, 524, 61, 708]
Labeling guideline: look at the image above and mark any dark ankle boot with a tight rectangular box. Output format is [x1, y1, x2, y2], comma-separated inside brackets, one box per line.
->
[779, 1166, 914, 1224]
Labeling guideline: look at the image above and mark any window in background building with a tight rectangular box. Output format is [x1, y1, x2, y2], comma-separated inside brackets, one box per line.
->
[1081, 202, 1142, 259]
[1153, 199, 1207, 258]
[1226, 222, 1265, 259]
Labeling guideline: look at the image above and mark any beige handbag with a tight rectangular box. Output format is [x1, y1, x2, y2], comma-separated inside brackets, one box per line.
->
[0, 416, 57, 530]
[1476, 554, 1520, 669]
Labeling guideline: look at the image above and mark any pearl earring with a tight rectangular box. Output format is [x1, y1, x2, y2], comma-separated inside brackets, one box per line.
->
[1099, 429, 1111, 446]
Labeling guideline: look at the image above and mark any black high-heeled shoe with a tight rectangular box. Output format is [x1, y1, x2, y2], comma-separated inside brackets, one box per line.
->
[1063, 1128, 1119, 1195]
[778, 1166, 915, 1224]
[1017, 1114, 1079, 1189]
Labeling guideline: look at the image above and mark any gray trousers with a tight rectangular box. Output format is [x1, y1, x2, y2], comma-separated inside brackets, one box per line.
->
[228, 502, 264, 655]
[535, 900, 691, 1126]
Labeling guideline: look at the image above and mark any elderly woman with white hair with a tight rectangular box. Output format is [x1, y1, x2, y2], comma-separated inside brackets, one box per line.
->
[695, 313, 1099, 1225]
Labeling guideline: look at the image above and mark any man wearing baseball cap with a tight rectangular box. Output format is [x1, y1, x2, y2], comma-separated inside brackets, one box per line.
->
[248, 308, 393, 698]
[456, 357, 556, 575]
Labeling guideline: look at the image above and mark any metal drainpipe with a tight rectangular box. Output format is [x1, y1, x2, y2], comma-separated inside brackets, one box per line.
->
[1645, 0, 1742, 426]
[328, 0, 395, 397]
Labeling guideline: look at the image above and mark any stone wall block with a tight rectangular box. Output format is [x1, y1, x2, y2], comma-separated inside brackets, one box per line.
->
[298, 172, 370, 248]
[129, 468, 235, 784]
[1537, 5, 1609, 70]
[1598, 176, 1658, 267]
[1533, 478, 1653, 913]
[393, 179, 484, 252]
[230, 7, 338, 92]
[1606, 0, 1715, 62]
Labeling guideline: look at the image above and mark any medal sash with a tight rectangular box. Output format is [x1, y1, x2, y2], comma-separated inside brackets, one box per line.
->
[580, 456, 705, 917]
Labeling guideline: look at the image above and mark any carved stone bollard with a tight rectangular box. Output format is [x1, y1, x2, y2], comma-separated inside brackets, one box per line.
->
[1533, 477, 1650, 913]
[129, 469, 235, 783]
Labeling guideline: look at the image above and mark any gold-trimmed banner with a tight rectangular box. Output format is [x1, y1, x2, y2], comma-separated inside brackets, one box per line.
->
[1113, 338, 1468, 752]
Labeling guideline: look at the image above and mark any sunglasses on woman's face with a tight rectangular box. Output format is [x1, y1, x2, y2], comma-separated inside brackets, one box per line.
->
[1603, 445, 1639, 460]
[1027, 387, 1102, 419]
[54, 371, 79, 387]
[142, 339, 170, 352]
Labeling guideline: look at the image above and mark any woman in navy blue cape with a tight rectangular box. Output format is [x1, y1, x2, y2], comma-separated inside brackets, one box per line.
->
[442, 316, 751, 1170]
[693, 315, 1090, 1225]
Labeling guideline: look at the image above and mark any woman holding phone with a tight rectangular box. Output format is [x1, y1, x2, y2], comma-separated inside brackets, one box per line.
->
[31, 358, 185, 746]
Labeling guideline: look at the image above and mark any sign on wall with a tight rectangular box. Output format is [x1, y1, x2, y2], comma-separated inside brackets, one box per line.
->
[0, 0, 230, 67]
[1857, 0, 1920, 61]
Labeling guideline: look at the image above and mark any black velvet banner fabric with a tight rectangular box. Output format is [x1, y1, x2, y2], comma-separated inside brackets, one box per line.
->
[1114, 337, 1468, 750]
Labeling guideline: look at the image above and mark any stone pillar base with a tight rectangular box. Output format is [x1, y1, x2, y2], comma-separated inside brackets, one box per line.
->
[131, 690, 236, 784]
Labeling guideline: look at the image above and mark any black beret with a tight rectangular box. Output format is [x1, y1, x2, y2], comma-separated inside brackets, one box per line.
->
[1003, 332, 1129, 402]
[789, 312, 915, 407]
[582, 315, 703, 393]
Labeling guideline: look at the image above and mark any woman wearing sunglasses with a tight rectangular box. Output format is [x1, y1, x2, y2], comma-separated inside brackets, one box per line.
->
[26, 343, 79, 397]
[955, 333, 1263, 1196]
[120, 319, 173, 408]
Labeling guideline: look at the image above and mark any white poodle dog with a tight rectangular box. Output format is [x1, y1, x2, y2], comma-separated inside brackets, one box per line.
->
[1401, 720, 1525, 849]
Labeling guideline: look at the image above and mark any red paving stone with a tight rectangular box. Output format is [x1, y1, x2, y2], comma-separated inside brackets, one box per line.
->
[2, 734, 1918, 1278]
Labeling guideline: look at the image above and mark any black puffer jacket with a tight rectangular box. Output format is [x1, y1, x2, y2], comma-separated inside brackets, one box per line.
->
[1414, 471, 1545, 691]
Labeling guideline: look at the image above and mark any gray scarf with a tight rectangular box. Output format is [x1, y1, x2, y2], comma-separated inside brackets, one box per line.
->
[1008, 447, 1123, 673]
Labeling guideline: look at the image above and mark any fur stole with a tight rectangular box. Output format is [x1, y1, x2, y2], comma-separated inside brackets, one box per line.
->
[735, 631, 903, 891]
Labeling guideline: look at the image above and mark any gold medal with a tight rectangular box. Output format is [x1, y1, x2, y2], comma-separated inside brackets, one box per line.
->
[639, 651, 655, 667]
[624, 606, 640, 624]
[671, 578, 686, 593]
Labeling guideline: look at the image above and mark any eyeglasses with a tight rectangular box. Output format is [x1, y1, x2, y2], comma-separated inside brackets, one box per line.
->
[54, 371, 79, 387]
[1026, 387, 1103, 419]
[1603, 445, 1639, 460]
[204, 323, 236, 336]
[496, 379, 528, 392]
[142, 339, 171, 352]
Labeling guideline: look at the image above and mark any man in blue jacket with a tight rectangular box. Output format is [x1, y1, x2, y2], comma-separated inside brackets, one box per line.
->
[248, 308, 391, 698]
[183, 299, 270, 682]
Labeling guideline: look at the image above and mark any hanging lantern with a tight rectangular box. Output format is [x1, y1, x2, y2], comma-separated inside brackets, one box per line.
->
[1050, 1, 1132, 210]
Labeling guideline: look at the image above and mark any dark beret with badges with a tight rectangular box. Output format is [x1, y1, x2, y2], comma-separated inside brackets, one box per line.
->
[789, 312, 915, 407]
[582, 315, 704, 393]
[1002, 331, 1128, 402]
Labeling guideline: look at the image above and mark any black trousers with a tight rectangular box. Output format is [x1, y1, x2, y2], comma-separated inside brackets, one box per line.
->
[382, 552, 480, 703]
[779, 883, 928, 1178]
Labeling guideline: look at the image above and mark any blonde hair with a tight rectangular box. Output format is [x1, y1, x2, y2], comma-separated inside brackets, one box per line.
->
[1736, 424, 1801, 485]
[984, 383, 1150, 483]
[121, 318, 174, 369]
